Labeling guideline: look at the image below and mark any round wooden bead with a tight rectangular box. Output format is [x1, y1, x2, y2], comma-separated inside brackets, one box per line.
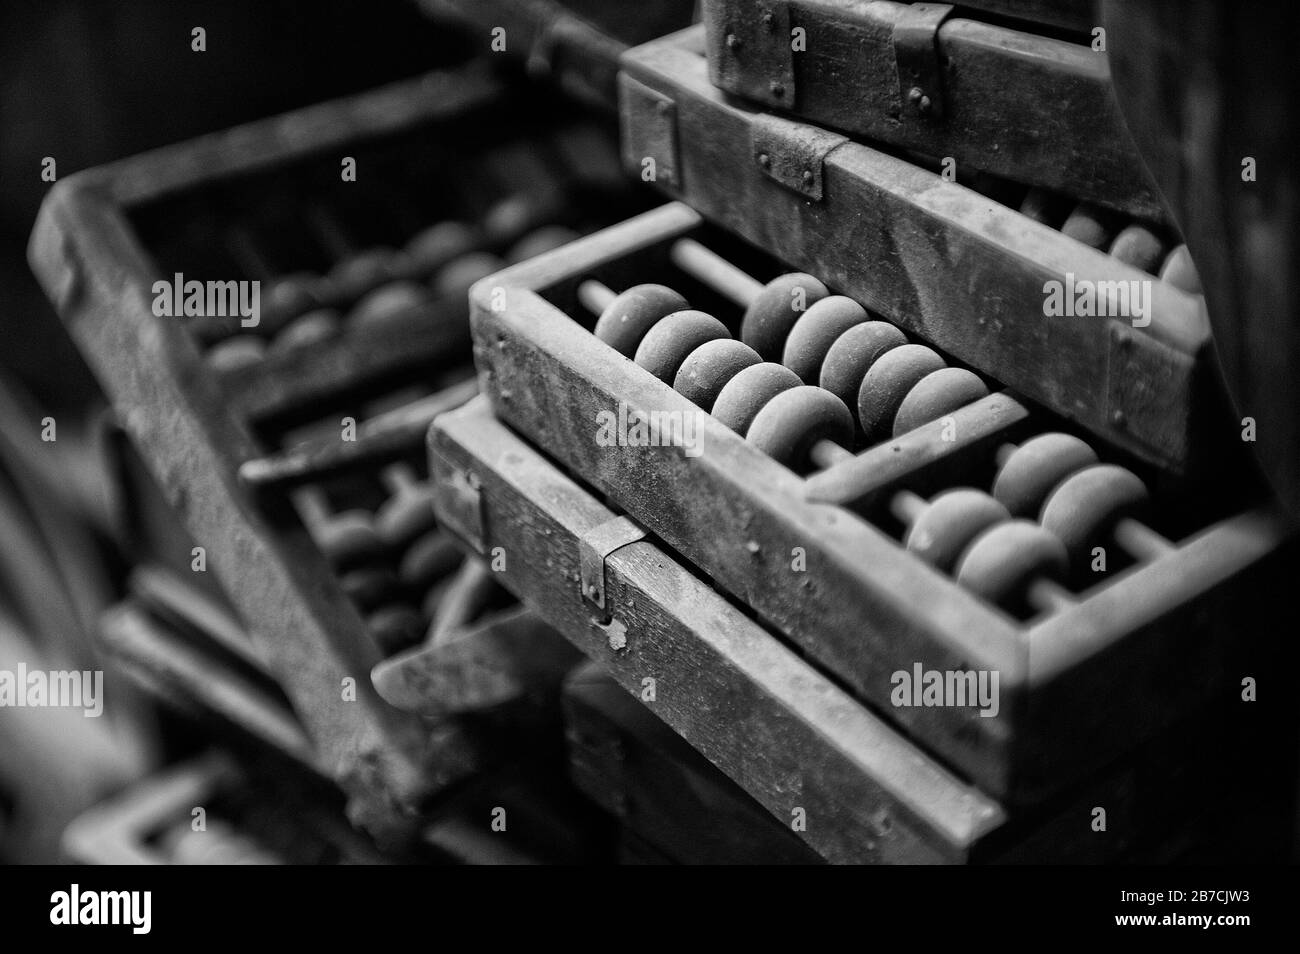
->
[746, 386, 854, 470]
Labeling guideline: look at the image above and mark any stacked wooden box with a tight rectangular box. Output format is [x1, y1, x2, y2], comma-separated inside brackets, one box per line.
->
[30, 1, 1298, 863]
[429, 2, 1298, 862]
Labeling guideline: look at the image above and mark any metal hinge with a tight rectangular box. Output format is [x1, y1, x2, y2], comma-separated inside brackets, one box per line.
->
[893, 3, 955, 121]
[578, 516, 646, 614]
[751, 112, 848, 201]
[432, 461, 486, 554]
[712, 1, 795, 109]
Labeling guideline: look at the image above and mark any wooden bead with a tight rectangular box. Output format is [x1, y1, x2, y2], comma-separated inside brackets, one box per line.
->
[711, 362, 803, 436]
[905, 489, 1009, 573]
[747, 386, 854, 470]
[740, 273, 829, 361]
[634, 311, 730, 383]
[857, 344, 946, 438]
[892, 368, 988, 436]
[673, 339, 762, 411]
[592, 284, 690, 357]
[781, 296, 868, 383]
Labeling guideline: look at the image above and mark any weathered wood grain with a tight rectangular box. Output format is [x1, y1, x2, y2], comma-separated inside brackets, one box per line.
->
[702, 2, 1153, 216]
[621, 29, 1224, 474]
[467, 201, 1293, 806]
[562, 661, 824, 864]
[432, 397, 1268, 861]
[430, 397, 1008, 863]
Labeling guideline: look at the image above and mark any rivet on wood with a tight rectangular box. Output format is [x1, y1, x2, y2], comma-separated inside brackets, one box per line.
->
[761, 12, 775, 30]
[758, 152, 771, 168]
[726, 33, 741, 50]
[770, 80, 785, 98]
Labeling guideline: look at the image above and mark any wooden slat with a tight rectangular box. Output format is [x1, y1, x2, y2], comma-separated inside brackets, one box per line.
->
[562, 661, 824, 864]
[224, 308, 472, 427]
[100, 600, 316, 770]
[620, 29, 1222, 474]
[77, 67, 507, 205]
[702, 2, 1150, 215]
[238, 379, 478, 494]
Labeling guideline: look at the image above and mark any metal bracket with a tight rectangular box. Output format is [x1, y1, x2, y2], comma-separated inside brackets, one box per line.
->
[751, 113, 848, 201]
[578, 516, 646, 612]
[712, 1, 795, 109]
[893, 3, 954, 121]
[433, 463, 486, 554]
[620, 77, 680, 188]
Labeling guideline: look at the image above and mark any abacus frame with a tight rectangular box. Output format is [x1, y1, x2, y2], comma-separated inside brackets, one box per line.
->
[27, 65, 554, 837]
[466, 200, 1293, 805]
[431, 395, 1257, 862]
[621, 27, 1220, 476]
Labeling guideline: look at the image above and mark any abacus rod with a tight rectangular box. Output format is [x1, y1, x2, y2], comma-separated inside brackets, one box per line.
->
[670, 238, 764, 308]
[1112, 516, 1176, 561]
[577, 279, 617, 315]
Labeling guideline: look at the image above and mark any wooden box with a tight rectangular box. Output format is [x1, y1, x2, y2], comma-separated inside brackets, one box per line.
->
[700, 1, 1155, 218]
[462, 200, 1294, 805]
[620, 27, 1225, 475]
[429, 395, 1272, 862]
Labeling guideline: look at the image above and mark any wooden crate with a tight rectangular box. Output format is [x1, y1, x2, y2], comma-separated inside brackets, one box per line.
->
[28, 65, 638, 837]
[619, 27, 1227, 475]
[462, 200, 1294, 805]
[700, 1, 1153, 218]
[429, 396, 1268, 862]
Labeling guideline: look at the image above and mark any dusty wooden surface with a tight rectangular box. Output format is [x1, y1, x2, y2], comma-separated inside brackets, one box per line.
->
[621, 28, 1225, 475]
[430, 396, 1008, 863]
[702, 1, 1160, 218]
[466, 200, 1293, 806]
[562, 660, 824, 864]
[430, 397, 1277, 861]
